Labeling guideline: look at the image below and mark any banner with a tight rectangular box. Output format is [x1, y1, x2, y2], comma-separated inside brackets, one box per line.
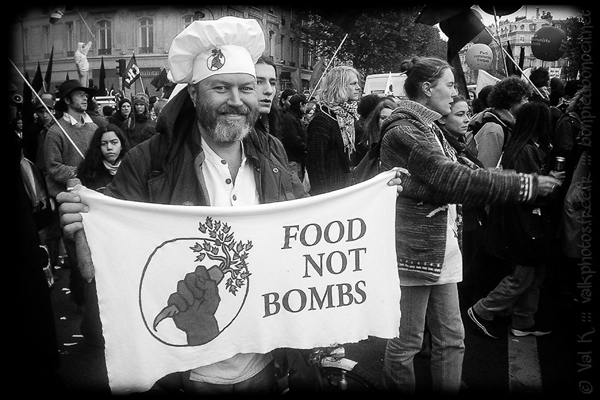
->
[476, 69, 500, 95]
[79, 171, 401, 394]
[123, 53, 141, 89]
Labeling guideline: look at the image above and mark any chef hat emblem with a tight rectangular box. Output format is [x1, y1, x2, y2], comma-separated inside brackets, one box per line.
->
[208, 49, 226, 71]
[168, 16, 265, 84]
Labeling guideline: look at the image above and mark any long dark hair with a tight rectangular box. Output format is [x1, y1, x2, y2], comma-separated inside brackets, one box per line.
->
[77, 124, 129, 184]
[501, 101, 551, 169]
[255, 56, 283, 137]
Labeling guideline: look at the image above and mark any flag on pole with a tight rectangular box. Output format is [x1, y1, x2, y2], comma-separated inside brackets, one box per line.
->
[505, 40, 519, 77]
[31, 62, 44, 94]
[44, 46, 54, 93]
[384, 72, 393, 96]
[150, 67, 170, 90]
[123, 53, 141, 89]
[78, 171, 401, 394]
[98, 57, 107, 96]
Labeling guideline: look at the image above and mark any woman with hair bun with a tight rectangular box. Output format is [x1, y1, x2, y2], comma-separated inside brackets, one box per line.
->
[378, 57, 562, 394]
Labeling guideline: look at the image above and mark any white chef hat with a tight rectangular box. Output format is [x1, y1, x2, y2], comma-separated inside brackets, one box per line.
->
[168, 16, 265, 84]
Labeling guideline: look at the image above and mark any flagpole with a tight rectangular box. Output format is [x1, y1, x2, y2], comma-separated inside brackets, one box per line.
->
[492, 7, 509, 76]
[309, 33, 349, 100]
[484, 27, 544, 98]
[9, 57, 85, 159]
[75, 8, 96, 42]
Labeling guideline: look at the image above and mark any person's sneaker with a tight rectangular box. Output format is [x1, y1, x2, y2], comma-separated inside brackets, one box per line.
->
[468, 307, 500, 339]
[511, 323, 552, 337]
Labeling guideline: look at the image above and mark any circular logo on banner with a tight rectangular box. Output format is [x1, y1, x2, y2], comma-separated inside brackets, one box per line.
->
[140, 217, 251, 347]
[207, 48, 226, 71]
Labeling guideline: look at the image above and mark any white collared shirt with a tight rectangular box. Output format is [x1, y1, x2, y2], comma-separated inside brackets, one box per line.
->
[63, 112, 94, 126]
[200, 137, 259, 207]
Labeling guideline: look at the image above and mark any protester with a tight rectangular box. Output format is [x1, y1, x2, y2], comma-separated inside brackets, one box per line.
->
[58, 16, 309, 394]
[12, 126, 64, 395]
[359, 97, 397, 150]
[107, 97, 132, 134]
[470, 84, 493, 114]
[45, 79, 98, 311]
[435, 95, 486, 304]
[378, 56, 561, 394]
[254, 56, 284, 140]
[87, 97, 108, 128]
[356, 93, 384, 142]
[75, 124, 129, 348]
[21, 93, 56, 164]
[57, 17, 405, 394]
[305, 65, 366, 195]
[102, 105, 115, 119]
[122, 93, 154, 148]
[77, 124, 129, 193]
[469, 76, 531, 168]
[278, 88, 296, 116]
[469, 101, 565, 339]
[280, 93, 308, 181]
[528, 67, 551, 104]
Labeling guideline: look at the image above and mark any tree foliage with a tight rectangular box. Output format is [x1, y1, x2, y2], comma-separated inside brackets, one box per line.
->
[297, 6, 447, 77]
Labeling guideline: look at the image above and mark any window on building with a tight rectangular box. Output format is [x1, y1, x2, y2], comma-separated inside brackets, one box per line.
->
[66, 21, 75, 56]
[44, 25, 51, 58]
[98, 20, 112, 55]
[184, 15, 194, 28]
[139, 17, 154, 54]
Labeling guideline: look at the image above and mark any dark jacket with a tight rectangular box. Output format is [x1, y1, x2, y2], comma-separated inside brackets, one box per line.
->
[484, 141, 559, 265]
[105, 89, 308, 205]
[305, 104, 365, 195]
[280, 109, 307, 164]
[379, 100, 539, 283]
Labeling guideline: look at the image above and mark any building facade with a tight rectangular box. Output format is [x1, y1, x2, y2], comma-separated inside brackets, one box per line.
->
[10, 5, 318, 98]
[461, 9, 570, 85]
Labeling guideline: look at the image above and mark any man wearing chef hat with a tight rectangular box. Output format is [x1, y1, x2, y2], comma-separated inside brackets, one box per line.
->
[57, 16, 308, 394]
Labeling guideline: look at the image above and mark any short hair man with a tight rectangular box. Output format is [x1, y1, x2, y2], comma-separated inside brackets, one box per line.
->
[58, 16, 404, 394]
[58, 16, 305, 394]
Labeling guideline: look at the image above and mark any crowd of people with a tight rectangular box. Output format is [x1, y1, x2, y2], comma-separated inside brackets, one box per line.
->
[13, 14, 590, 396]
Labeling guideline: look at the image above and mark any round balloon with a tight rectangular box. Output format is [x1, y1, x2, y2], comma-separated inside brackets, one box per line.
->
[478, 5, 522, 17]
[466, 44, 494, 70]
[531, 27, 567, 61]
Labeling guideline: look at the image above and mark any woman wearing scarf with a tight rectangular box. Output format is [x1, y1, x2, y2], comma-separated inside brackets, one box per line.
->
[306, 66, 366, 195]
[76, 124, 129, 347]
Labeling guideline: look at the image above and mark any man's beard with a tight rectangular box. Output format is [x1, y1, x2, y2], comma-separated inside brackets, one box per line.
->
[197, 101, 259, 143]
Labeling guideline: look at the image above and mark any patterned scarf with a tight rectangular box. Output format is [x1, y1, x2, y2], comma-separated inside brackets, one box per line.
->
[327, 101, 359, 157]
[103, 159, 121, 176]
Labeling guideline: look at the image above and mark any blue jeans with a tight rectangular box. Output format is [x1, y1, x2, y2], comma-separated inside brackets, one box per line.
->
[473, 264, 546, 329]
[383, 283, 465, 394]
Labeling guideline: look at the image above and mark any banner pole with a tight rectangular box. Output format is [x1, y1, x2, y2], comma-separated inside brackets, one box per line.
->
[9, 57, 85, 159]
[484, 27, 543, 98]
[309, 33, 349, 100]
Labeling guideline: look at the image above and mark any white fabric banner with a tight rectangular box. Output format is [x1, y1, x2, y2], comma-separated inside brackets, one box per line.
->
[79, 170, 401, 394]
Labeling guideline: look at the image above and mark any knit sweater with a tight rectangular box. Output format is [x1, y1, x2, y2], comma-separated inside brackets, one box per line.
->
[379, 100, 537, 283]
[44, 117, 97, 197]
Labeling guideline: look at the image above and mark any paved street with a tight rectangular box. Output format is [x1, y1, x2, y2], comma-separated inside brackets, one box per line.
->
[50, 261, 593, 396]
